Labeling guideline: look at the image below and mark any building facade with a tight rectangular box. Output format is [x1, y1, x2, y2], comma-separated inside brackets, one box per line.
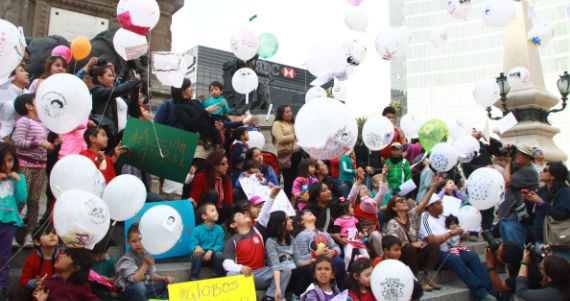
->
[181, 45, 329, 114]
[390, 0, 570, 155]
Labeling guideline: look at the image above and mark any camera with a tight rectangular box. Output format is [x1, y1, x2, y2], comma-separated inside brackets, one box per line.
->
[482, 230, 503, 252]
[525, 243, 551, 262]
[96, 57, 107, 66]
[497, 145, 516, 158]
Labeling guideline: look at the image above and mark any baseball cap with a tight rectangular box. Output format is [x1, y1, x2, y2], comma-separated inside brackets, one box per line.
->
[250, 196, 265, 206]
[427, 193, 441, 207]
[390, 142, 403, 149]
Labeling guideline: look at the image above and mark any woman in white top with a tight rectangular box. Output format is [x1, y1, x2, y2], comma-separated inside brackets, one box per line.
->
[419, 195, 496, 300]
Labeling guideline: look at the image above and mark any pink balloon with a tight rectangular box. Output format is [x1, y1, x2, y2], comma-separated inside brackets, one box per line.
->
[347, 0, 364, 6]
[51, 45, 72, 64]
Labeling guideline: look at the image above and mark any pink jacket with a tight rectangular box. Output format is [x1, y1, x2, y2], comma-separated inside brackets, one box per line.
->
[58, 118, 88, 159]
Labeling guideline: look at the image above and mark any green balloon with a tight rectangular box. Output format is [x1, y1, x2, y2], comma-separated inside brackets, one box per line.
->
[257, 33, 279, 59]
[419, 119, 448, 152]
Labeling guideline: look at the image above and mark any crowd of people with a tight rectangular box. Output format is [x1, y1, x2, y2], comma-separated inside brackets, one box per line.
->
[0, 51, 568, 301]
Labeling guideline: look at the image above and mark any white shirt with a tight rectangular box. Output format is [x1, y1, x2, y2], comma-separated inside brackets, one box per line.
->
[0, 84, 27, 138]
[116, 97, 128, 132]
[419, 212, 450, 252]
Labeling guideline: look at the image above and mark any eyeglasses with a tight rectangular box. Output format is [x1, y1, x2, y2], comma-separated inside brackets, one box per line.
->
[396, 198, 408, 203]
[534, 149, 542, 154]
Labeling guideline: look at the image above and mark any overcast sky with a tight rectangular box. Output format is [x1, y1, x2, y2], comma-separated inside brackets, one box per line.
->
[171, 0, 391, 117]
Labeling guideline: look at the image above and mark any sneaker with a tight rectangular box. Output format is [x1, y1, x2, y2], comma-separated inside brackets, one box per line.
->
[480, 294, 495, 301]
[12, 237, 19, 248]
[23, 234, 34, 248]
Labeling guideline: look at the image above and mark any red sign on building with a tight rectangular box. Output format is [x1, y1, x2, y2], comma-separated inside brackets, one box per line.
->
[281, 67, 297, 79]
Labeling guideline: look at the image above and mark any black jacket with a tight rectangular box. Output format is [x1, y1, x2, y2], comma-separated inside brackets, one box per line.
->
[90, 79, 140, 135]
[174, 99, 217, 142]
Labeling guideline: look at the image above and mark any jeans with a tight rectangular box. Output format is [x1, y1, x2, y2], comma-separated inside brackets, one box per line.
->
[228, 266, 291, 298]
[437, 250, 496, 299]
[118, 281, 169, 301]
[364, 174, 373, 191]
[190, 251, 224, 279]
[338, 181, 352, 199]
[90, 282, 111, 301]
[499, 220, 527, 247]
[0, 224, 16, 288]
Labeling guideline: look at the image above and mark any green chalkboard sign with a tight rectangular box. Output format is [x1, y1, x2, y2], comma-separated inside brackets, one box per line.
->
[120, 118, 199, 183]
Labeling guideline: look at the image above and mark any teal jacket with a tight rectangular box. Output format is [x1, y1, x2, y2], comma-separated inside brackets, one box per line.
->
[338, 155, 356, 182]
[189, 223, 225, 257]
[202, 96, 230, 116]
[0, 174, 27, 226]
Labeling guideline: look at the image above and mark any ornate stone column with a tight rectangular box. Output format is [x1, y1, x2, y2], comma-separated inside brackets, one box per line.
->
[498, 0, 567, 161]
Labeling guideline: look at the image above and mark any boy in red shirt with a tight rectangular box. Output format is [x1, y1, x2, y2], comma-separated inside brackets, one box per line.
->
[223, 186, 291, 301]
[79, 126, 127, 183]
[373, 235, 423, 300]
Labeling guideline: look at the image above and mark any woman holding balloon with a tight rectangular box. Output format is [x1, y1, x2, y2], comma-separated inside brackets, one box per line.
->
[272, 105, 302, 199]
[384, 174, 441, 291]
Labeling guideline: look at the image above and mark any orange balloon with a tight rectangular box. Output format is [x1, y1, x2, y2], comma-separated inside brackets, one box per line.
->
[71, 37, 91, 61]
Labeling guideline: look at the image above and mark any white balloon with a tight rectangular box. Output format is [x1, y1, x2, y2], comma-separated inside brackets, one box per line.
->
[113, 28, 148, 61]
[362, 116, 395, 151]
[371, 259, 414, 301]
[305, 87, 327, 103]
[399, 26, 413, 43]
[295, 98, 357, 159]
[507, 66, 531, 90]
[50, 154, 106, 198]
[448, 0, 472, 20]
[400, 114, 422, 139]
[53, 189, 110, 249]
[0, 19, 25, 81]
[527, 23, 555, 47]
[36, 74, 92, 134]
[466, 167, 505, 210]
[454, 136, 480, 164]
[139, 205, 183, 255]
[230, 29, 258, 61]
[458, 205, 482, 232]
[232, 67, 258, 94]
[430, 143, 458, 172]
[430, 27, 448, 47]
[376, 27, 408, 60]
[344, 6, 368, 31]
[448, 119, 472, 140]
[305, 43, 347, 78]
[117, 0, 160, 30]
[473, 79, 500, 107]
[247, 130, 265, 149]
[342, 40, 367, 67]
[332, 81, 348, 100]
[103, 175, 146, 221]
[482, 0, 516, 27]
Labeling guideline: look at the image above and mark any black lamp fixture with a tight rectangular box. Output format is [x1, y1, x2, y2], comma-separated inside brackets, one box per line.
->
[550, 71, 570, 114]
[487, 72, 511, 120]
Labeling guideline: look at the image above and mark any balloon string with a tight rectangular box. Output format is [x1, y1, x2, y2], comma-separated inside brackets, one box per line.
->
[145, 32, 164, 158]
[74, 61, 77, 74]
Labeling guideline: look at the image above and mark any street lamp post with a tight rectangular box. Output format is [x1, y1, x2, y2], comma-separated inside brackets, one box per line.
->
[487, 72, 511, 120]
[549, 71, 570, 114]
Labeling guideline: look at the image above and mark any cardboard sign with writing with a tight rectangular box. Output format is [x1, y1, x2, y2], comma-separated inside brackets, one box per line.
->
[124, 199, 195, 260]
[168, 275, 256, 301]
[239, 177, 295, 216]
[121, 118, 199, 183]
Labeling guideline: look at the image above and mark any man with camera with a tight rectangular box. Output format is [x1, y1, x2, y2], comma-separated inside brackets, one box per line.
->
[484, 240, 543, 299]
[497, 144, 539, 247]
